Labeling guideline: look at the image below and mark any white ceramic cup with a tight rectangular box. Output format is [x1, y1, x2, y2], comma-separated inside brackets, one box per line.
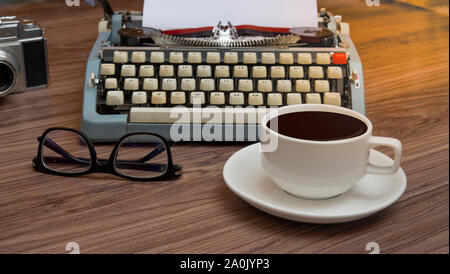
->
[260, 104, 402, 199]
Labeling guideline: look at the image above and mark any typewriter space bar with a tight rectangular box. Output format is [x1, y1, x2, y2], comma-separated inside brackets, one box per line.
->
[129, 107, 271, 124]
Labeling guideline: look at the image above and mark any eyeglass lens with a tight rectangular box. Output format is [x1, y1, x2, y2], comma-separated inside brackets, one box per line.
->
[41, 129, 92, 174]
[114, 134, 169, 179]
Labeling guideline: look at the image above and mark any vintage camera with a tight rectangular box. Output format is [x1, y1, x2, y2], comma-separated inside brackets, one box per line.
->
[0, 16, 48, 98]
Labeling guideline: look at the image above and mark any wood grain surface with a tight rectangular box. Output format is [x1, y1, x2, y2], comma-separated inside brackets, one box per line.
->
[0, 0, 448, 254]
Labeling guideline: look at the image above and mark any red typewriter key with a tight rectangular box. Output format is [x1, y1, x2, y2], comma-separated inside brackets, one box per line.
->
[332, 52, 347, 64]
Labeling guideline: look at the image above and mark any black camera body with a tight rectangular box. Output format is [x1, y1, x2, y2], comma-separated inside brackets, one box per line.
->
[0, 16, 48, 97]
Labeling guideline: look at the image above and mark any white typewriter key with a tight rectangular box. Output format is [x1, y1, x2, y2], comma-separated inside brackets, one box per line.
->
[150, 52, 165, 63]
[279, 53, 294, 65]
[113, 51, 128, 63]
[306, 93, 322, 104]
[267, 93, 283, 106]
[238, 79, 253, 92]
[224, 52, 238, 64]
[316, 53, 331, 65]
[277, 80, 292, 92]
[121, 64, 136, 77]
[181, 78, 196, 91]
[131, 91, 147, 104]
[169, 52, 184, 64]
[215, 66, 230, 78]
[252, 66, 267, 78]
[271, 66, 285, 78]
[289, 66, 304, 78]
[298, 53, 312, 65]
[190, 92, 205, 105]
[314, 80, 330, 92]
[210, 92, 225, 105]
[187, 52, 202, 64]
[197, 65, 212, 78]
[323, 92, 342, 106]
[139, 65, 154, 77]
[143, 78, 158, 90]
[151, 91, 167, 104]
[131, 51, 146, 63]
[295, 80, 311, 92]
[229, 92, 244, 105]
[257, 80, 273, 92]
[233, 66, 248, 78]
[159, 65, 174, 77]
[100, 64, 115, 76]
[327, 66, 343, 79]
[104, 78, 118, 89]
[200, 79, 215, 91]
[124, 78, 139, 90]
[162, 78, 177, 91]
[243, 52, 257, 64]
[261, 52, 276, 64]
[106, 90, 124, 105]
[248, 93, 263, 106]
[308, 66, 324, 78]
[219, 79, 234, 91]
[206, 52, 221, 64]
[170, 92, 186, 105]
[286, 93, 302, 105]
[178, 65, 193, 77]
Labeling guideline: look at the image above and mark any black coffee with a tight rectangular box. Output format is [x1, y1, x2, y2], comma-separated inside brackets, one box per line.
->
[267, 111, 368, 141]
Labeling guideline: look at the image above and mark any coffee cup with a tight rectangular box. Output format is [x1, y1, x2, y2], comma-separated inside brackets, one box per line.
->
[260, 104, 402, 199]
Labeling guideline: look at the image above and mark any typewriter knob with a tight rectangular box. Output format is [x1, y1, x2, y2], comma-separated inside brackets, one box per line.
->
[339, 23, 350, 35]
[98, 19, 109, 33]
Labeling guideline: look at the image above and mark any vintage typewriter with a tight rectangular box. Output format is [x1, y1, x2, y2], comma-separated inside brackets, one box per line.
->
[82, 0, 365, 142]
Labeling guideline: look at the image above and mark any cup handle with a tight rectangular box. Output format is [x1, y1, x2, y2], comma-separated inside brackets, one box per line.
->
[367, 136, 402, 175]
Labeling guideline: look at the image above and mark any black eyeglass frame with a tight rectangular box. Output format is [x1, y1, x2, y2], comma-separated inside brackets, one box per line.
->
[33, 127, 182, 181]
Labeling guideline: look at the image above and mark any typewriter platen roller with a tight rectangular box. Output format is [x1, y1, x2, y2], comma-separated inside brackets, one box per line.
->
[82, 2, 365, 142]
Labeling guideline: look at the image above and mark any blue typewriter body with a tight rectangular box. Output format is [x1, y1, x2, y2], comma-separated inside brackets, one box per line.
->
[81, 11, 365, 142]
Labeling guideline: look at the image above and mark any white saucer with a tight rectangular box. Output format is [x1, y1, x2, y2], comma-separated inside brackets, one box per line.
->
[223, 143, 407, 224]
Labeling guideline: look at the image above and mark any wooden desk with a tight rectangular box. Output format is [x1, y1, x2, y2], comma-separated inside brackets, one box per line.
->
[0, 0, 448, 254]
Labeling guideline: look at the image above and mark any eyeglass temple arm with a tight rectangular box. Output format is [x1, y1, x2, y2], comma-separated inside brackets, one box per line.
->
[43, 138, 90, 165]
[135, 143, 167, 163]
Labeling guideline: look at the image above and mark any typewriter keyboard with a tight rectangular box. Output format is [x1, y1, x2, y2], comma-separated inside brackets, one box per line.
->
[97, 48, 351, 123]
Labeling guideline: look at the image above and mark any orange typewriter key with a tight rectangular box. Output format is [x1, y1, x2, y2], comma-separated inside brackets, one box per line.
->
[332, 52, 347, 65]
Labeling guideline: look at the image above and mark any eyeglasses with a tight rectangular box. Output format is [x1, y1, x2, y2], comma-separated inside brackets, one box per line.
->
[33, 127, 182, 181]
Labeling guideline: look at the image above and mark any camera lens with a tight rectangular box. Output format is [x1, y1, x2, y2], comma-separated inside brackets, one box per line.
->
[0, 61, 15, 95]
